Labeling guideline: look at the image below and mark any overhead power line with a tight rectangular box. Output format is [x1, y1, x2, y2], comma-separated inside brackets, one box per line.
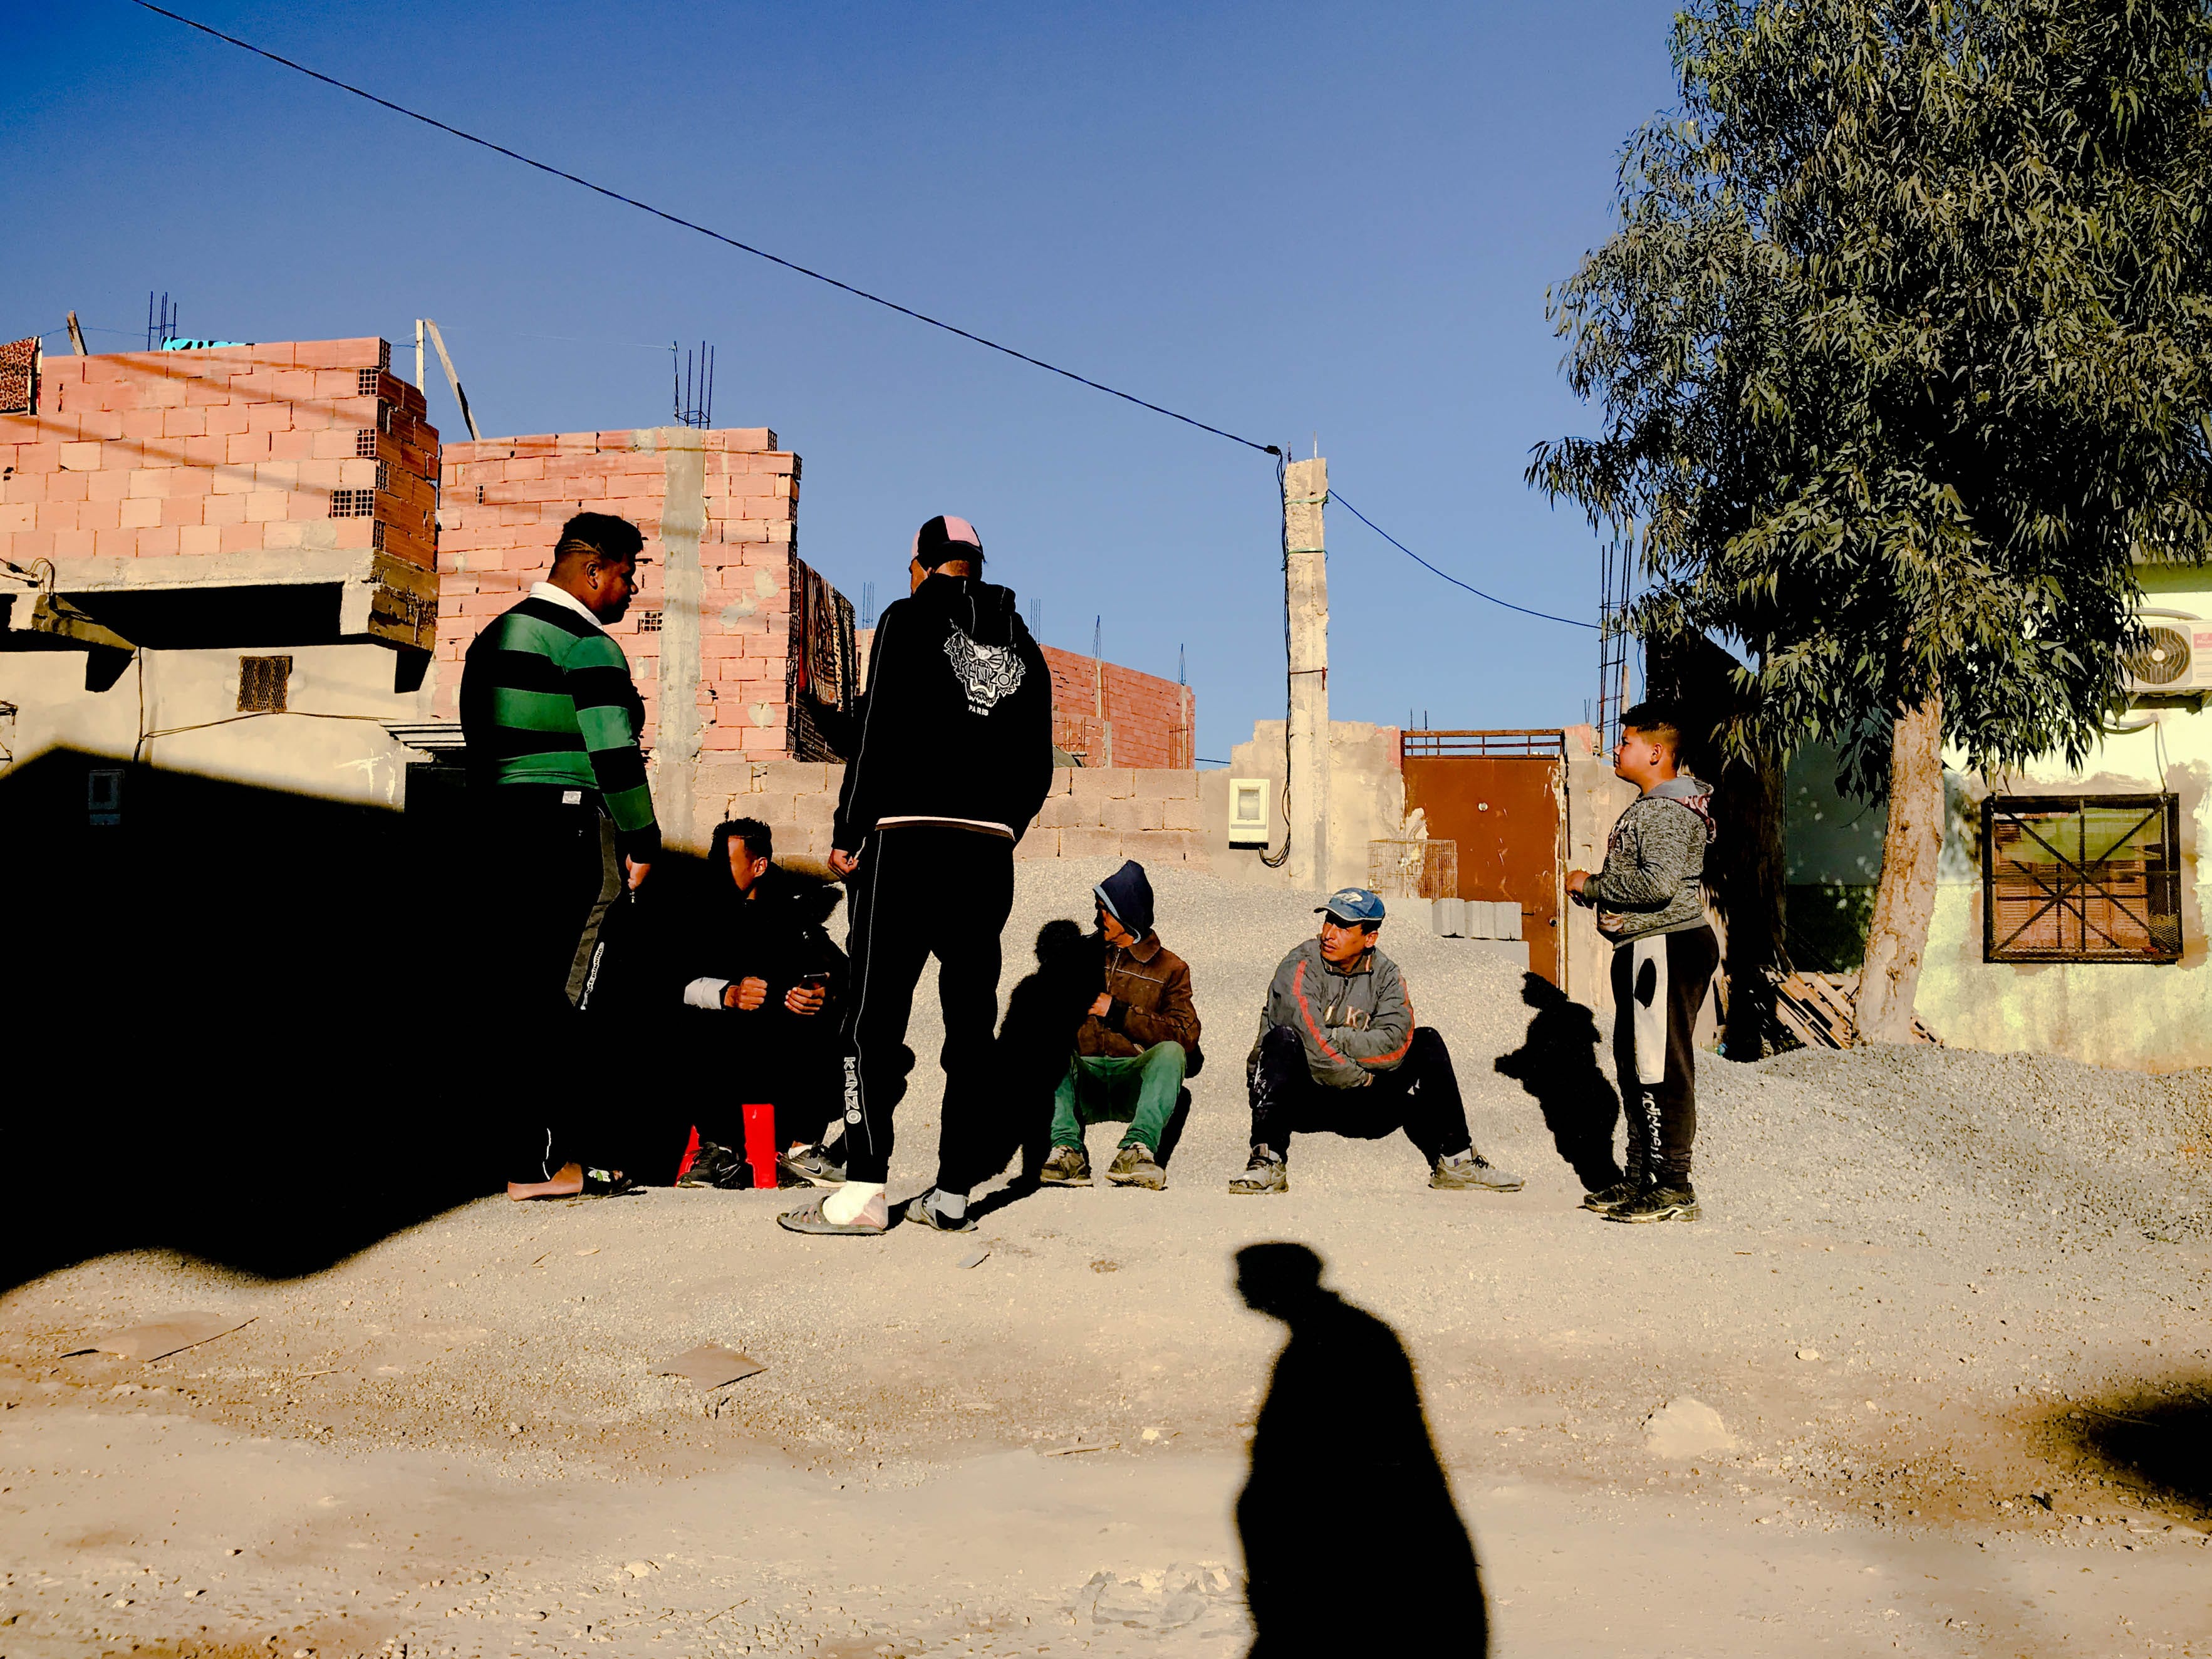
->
[1331, 491, 1597, 630]
[128, 1, 1280, 459]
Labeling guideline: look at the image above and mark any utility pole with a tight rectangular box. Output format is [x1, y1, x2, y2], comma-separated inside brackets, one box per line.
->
[1283, 456, 1329, 888]
[66, 313, 88, 356]
[415, 320, 425, 398]
[421, 318, 480, 440]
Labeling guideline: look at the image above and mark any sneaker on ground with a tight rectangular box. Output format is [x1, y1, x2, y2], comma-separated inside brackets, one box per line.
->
[1227, 1148, 1288, 1195]
[1107, 1143, 1166, 1190]
[676, 1142, 742, 1189]
[1039, 1146, 1093, 1187]
[778, 1143, 847, 1187]
[1430, 1152, 1523, 1192]
[1581, 1179, 1643, 1214]
[903, 1192, 979, 1232]
[1606, 1184, 1701, 1224]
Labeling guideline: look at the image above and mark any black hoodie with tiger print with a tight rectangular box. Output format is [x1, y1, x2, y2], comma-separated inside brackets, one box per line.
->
[831, 571, 1054, 851]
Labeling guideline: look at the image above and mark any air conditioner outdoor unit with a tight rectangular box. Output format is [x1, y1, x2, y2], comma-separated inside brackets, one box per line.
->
[2123, 610, 2212, 697]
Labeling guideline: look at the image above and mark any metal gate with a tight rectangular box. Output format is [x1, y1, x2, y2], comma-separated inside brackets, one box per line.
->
[1401, 731, 1566, 987]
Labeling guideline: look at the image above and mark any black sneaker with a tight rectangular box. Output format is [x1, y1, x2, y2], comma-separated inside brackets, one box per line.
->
[1107, 1143, 1166, 1190]
[1039, 1146, 1093, 1187]
[778, 1143, 847, 1187]
[1227, 1148, 1287, 1195]
[1606, 1184, 1701, 1224]
[1582, 1179, 1643, 1214]
[677, 1141, 742, 1188]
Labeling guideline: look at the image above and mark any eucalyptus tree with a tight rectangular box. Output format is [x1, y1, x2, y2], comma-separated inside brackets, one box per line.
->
[1532, 0, 2212, 1040]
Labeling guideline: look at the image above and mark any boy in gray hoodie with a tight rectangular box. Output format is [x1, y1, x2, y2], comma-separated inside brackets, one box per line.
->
[1567, 701, 1719, 1223]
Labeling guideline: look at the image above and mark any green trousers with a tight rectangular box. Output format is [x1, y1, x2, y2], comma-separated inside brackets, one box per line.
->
[1050, 1043, 1187, 1151]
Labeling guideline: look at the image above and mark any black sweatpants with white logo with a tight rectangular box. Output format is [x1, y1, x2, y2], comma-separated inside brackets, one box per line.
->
[837, 824, 1015, 1188]
[1608, 923, 1719, 1187]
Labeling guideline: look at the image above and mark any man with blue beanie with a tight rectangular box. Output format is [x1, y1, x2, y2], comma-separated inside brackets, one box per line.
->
[1230, 887, 1520, 1196]
[1040, 860, 1203, 1191]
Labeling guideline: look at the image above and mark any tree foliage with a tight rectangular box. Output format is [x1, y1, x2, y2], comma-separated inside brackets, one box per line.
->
[1532, 0, 2212, 798]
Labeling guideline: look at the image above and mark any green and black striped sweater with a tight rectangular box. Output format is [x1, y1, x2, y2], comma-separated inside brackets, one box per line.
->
[460, 594, 660, 860]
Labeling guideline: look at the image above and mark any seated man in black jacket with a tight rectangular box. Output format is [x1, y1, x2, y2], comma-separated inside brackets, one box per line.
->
[672, 817, 850, 1188]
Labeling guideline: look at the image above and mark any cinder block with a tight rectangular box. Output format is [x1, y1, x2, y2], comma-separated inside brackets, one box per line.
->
[1098, 798, 1164, 833]
[1036, 795, 1089, 830]
[743, 761, 823, 795]
[246, 402, 291, 435]
[1012, 828, 1061, 860]
[1430, 898, 1466, 938]
[1057, 827, 1129, 861]
[1135, 769, 1198, 800]
[1069, 766, 1136, 801]
[1160, 797, 1203, 832]
[58, 442, 103, 472]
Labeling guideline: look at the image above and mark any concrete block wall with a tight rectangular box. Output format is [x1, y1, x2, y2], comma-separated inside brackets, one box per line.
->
[432, 427, 801, 761]
[690, 761, 1212, 871]
[0, 340, 436, 570]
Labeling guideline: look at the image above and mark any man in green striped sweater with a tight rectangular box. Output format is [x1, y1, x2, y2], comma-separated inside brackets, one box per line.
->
[461, 512, 660, 1197]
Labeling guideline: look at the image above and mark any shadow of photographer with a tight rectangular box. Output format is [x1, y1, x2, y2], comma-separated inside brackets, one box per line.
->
[1234, 1242, 1488, 1656]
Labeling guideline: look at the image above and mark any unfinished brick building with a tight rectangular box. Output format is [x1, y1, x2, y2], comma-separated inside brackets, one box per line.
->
[1039, 643, 1193, 768]
[0, 338, 438, 653]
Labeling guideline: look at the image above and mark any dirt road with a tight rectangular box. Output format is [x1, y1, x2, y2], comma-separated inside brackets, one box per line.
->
[3, 864, 2206, 1657]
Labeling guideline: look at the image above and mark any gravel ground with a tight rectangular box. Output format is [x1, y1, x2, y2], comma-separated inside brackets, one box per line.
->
[2, 860, 2207, 1658]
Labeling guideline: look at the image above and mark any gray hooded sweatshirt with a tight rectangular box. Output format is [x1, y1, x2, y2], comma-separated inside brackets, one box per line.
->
[1251, 936, 1416, 1089]
[1572, 774, 1716, 947]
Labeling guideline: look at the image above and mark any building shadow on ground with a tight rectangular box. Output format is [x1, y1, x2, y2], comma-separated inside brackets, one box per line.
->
[0, 747, 709, 1293]
[1234, 1242, 1488, 1656]
[1493, 970, 1622, 1192]
[2040, 1378, 2212, 1516]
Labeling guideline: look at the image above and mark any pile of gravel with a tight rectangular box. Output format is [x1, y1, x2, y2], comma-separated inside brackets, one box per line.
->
[883, 860, 2210, 1247]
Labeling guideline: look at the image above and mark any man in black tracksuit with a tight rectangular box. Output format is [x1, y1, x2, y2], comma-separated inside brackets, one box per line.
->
[777, 514, 1053, 1236]
[1567, 700, 1720, 1224]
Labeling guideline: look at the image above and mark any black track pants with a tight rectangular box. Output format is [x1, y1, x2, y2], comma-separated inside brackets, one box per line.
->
[470, 784, 623, 1182]
[1608, 923, 1719, 1187]
[1247, 1025, 1475, 1164]
[837, 825, 1015, 1188]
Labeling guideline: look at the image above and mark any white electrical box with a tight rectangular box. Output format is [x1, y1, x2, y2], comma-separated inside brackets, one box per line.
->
[1228, 777, 1271, 849]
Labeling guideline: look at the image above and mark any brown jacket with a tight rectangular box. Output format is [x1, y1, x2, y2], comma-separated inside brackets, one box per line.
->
[1076, 931, 1203, 1073]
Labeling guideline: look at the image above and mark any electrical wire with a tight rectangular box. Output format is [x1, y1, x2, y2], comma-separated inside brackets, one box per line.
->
[1331, 491, 1599, 630]
[130, 1, 1281, 460]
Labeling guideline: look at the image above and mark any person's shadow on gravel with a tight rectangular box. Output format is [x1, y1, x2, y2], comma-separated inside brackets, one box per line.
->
[1493, 971, 1623, 1192]
[1234, 1243, 1488, 1657]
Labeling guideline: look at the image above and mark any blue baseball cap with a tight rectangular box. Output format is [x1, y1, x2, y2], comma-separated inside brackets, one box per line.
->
[1316, 888, 1386, 925]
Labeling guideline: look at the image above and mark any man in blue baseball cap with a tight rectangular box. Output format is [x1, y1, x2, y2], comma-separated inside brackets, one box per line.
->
[1230, 887, 1520, 1195]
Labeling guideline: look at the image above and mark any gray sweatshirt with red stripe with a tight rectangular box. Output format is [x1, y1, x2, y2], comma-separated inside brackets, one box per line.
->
[1252, 937, 1414, 1089]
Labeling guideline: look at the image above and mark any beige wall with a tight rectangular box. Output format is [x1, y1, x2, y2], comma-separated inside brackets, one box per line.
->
[1218, 719, 1406, 892]
[0, 642, 429, 811]
[688, 761, 1213, 874]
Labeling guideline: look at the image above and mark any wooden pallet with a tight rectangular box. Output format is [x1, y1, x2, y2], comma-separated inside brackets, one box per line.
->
[1770, 970, 1942, 1050]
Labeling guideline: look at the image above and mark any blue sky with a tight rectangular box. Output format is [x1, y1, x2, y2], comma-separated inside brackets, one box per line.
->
[3, 1, 1676, 759]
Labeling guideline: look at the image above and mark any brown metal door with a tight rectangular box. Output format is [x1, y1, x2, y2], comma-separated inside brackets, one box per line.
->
[1402, 733, 1564, 986]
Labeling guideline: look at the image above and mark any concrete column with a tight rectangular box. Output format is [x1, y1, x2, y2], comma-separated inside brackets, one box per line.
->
[1283, 457, 1329, 890]
[652, 428, 707, 851]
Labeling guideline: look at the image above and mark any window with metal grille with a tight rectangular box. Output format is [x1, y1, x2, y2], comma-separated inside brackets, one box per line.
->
[354, 429, 378, 459]
[331, 489, 375, 517]
[636, 610, 663, 632]
[1983, 793, 2183, 964]
[356, 367, 382, 397]
[237, 655, 291, 714]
